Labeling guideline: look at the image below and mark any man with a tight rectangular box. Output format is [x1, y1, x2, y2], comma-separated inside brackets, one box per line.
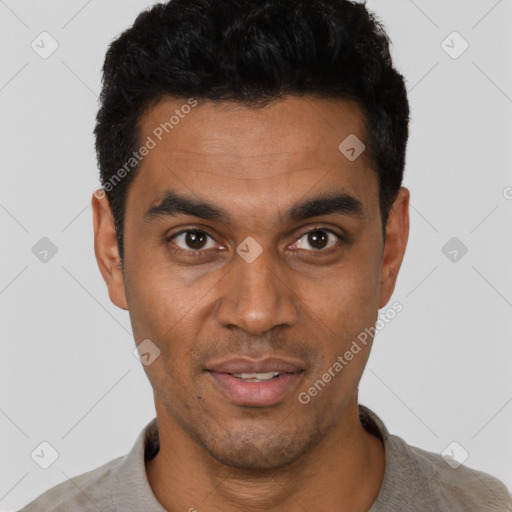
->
[21, 0, 512, 510]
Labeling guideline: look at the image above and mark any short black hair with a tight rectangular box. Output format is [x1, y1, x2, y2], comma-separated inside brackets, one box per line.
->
[94, 0, 410, 262]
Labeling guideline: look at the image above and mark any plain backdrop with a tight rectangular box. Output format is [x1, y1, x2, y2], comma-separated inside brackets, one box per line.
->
[1, 0, 511, 510]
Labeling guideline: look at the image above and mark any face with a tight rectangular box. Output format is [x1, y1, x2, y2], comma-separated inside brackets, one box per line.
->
[93, 95, 409, 470]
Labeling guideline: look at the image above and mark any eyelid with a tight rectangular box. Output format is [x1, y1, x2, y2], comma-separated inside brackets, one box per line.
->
[291, 222, 346, 240]
[303, 223, 345, 237]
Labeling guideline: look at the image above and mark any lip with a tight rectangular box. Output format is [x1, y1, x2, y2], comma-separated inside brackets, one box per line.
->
[205, 357, 306, 407]
[207, 371, 304, 407]
[205, 357, 305, 374]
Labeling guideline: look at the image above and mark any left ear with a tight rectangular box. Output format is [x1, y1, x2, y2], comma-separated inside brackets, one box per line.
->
[378, 187, 410, 308]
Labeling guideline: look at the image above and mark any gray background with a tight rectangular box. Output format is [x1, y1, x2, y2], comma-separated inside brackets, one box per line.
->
[1, 0, 511, 509]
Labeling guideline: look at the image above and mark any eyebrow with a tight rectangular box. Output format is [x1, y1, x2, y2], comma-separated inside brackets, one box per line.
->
[143, 189, 365, 224]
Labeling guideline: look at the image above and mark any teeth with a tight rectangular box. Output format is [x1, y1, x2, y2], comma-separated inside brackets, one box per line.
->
[232, 372, 281, 382]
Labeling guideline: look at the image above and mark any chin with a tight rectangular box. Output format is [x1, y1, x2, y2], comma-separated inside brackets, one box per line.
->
[200, 427, 324, 471]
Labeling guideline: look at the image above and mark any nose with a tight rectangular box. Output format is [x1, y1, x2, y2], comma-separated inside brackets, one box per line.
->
[216, 245, 299, 336]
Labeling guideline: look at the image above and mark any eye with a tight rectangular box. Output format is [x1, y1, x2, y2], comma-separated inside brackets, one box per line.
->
[169, 229, 219, 252]
[291, 228, 342, 251]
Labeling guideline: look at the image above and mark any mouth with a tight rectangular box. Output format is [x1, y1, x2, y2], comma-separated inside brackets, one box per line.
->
[230, 371, 283, 383]
[204, 357, 306, 407]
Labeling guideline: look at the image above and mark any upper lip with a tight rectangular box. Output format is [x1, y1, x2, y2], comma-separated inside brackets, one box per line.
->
[206, 357, 305, 374]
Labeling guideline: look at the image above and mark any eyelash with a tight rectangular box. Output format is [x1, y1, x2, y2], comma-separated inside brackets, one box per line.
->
[165, 226, 345, 257]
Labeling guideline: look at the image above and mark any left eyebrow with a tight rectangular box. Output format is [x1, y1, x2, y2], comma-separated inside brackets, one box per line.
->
[143, 189, 365, 224]
[286, 192, 365, 222]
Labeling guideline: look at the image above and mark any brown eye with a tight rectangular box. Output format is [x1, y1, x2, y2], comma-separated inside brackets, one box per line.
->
[294, 229, 340, 251]
[307, 230, 329, 250]
[170, 230, 216, 251]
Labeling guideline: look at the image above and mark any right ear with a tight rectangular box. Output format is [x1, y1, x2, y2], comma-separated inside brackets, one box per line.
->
[91, 190, 128, 311]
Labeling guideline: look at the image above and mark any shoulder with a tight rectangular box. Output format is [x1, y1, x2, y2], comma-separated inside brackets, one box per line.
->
[18, 455, 124, 512]
[359, 405, 512, 511]
[391, 434, 512, 511]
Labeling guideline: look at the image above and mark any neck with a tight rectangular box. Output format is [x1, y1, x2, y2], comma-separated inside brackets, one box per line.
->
[146, 398, 385, 512]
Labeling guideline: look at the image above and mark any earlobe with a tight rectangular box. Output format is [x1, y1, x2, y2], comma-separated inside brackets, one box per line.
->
[378, 187, 410, 309]
[91, 192, 129, 311]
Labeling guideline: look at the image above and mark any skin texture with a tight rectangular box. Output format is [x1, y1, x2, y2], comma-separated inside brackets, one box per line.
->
[92, 95, 409, 512]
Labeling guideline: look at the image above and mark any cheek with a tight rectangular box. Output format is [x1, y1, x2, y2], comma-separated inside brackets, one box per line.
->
[125, 271, 200, 397]
[123, 253, 219, 373]
[309, 261, 380, 332]
[299, 247, 381, 385]
[125, 242, 200, 326]
[301, 272, 378, 403]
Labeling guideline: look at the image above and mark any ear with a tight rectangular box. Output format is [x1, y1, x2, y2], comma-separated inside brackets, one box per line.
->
[378, 187, 410, 308]
[91, 191, 128, 311]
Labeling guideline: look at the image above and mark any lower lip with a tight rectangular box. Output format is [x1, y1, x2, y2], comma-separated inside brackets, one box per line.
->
[207, 371, 304, 407]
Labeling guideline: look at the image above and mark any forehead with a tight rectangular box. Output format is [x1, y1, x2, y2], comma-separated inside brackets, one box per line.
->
[139, 94, 368, 162]
[127, 94, 378, 221]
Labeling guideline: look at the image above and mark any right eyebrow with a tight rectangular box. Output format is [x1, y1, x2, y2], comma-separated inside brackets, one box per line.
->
[143, 190, 231, 224]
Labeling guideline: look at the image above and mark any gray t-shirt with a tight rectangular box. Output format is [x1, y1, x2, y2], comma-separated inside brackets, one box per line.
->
[19, 405, 512, 511]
